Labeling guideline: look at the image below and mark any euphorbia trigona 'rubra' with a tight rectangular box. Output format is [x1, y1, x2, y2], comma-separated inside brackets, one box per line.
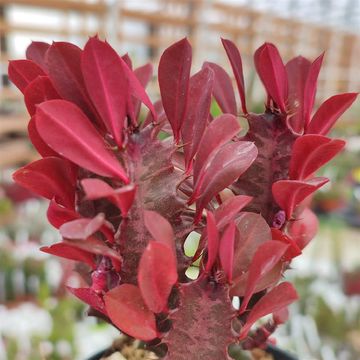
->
[11, 36, 357, 359]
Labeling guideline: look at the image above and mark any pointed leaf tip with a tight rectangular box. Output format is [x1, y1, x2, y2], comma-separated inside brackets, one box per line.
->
[221, 38, 247, 114]
[307, 92, 358, 135]
[254, 43, 288, 113]
[36, 100, 129, 182]
[158, 38, 192, 142]
[82, 37, 127, 147]
[272, 177, 329, 218]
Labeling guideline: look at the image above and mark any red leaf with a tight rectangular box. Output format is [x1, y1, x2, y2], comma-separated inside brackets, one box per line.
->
[214, 195, 253, 228]
[26, 41, 50, 71]
[121, 53, 132, 69]
[138, 242, 178, 313]
[63, 237, 121, 271]
[41, 242, 96, 269]
[24, 76, 60, 115]
[272, 177, 329, 218]
[28, 117, 59, 157]
[219, 222, 236, 282]
[8, 60, 46, 92]
[81, 178, 136, 216]
[205, 211, 219, 272]
[82, 37, 127, 147]
[221, 38, 247, 114]
[122, 58, 156, 122]
[133, 63, 153, 118]
[194, 141, 257, 219]
[239, 282, 298, 340]
[254, 43, 288, 113]
[290, 135, 345, 180]
[273, 307, 289, 325]
[202, 62, 237, 115]
[193, 114, 241, 190]
[36, 100, 129, 182]
[60, 213, 113, 240]
[286, 207, 318, 249]
[303, 53, 324, 128]
[286, 56, 311, 133]
[181, 67, 214, 171]
[271, 228, 302, 261]
[104, 284, 158, 341]
[144, 210, 175, 253]
[13, 157, 77, 209]
[158, 38, 192, 142]
[233, 212, 272, 278]
[239, 241, 289, 314]
[307, 93, 358, 135]
[67, 287, 106, 315]
[46, 42, 96, 120]
[47, 199, 79, 228]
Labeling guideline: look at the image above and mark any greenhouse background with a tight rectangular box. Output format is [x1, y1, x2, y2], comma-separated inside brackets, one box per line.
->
[0, 0, 359, 359]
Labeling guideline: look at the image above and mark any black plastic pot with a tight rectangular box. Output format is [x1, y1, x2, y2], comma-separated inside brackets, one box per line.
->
[266, 344, 298, 360]
[87, 345, 298, 360]
[86, 349, 108, 360]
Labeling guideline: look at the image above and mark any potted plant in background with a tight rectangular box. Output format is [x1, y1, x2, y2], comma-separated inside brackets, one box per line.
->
[9, 36, 357, 359]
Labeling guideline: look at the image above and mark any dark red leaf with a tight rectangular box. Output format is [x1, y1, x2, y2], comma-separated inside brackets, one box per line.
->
[41, 242, 96, 269]
[271, 228, 302, 261]
[36, 100, 129, 182]
[239, 241, 288, 313]
[138, 242, 177, 313]
[221, 38, 247, 114]
[286, 56, 311, 133]
[205, 211, 219, 272]
[202, 62, 237, 115]
[47, 199, 79, 228]
[307, 93, 358, 135]
[290, 134, 345, 180]
[158, 38, 192, 142]
[104, 284, 158, 341]
[81, 178, 136, 216]
[25, 41, 50, 71]
[63, 237, 121, 271]
[133, 63, 153, 118]
[181, 67, 214, 171]
[121, 57, 156, 122]
[67, 287, 106, 315]
[24, 76, 60, 115]
[28, 117, 59, 157]
[121, 53, 132, 69]
[272, 177, 329, 218]
[232, 212, 272, 279]
[286, 207, 318, 250]
[8, 60, 46, 92]
[214, 195, 253, 229]
[82, 37, 127, 147]
[254, 43, 288, 113]
[13, 157, 77, 209]
[239, 282, 298, 340]
[219, 222, 236, 282]
[303, 53, 324, 128]
[59, 213, 112, 240]
[144, 210, 175, 253]
[194, 141, 257, 219]
[45, 41, 96, 119]
[193, 114, 241, 190]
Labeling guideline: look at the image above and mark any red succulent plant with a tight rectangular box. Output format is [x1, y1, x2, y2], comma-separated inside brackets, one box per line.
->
[10, 36, 357, 359]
